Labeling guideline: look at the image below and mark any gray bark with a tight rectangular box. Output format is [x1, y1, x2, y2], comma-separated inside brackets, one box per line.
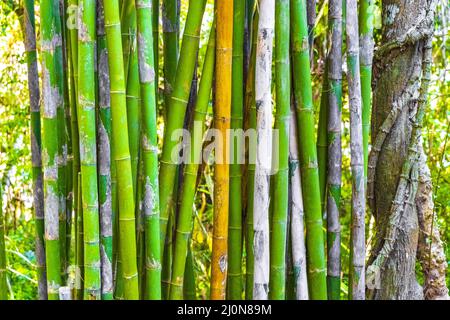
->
[368, 0, 448, 299]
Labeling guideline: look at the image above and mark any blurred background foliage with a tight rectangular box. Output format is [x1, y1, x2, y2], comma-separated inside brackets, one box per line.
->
[0, 0, 448, 299]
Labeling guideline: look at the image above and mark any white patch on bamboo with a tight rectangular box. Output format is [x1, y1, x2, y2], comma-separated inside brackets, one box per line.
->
[44, 185, 59, 240]
[100, 244, 113, 295]
[137, 32, 155, 83]
[143, 176, 157, 216]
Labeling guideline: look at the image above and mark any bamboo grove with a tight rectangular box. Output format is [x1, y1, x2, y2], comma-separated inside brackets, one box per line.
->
[7, 0, 431, 300]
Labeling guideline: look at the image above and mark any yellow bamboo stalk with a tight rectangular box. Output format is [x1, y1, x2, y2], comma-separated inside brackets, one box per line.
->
[211, 0, 233, 300]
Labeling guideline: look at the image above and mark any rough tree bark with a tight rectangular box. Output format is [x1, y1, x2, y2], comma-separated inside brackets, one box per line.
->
[368, 0, 448, 300]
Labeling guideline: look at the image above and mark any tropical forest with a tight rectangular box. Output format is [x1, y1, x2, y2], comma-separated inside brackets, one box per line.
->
[0, 0, 449, 301]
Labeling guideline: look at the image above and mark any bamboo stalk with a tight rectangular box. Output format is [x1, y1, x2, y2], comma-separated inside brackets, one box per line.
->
[40, 0, 62, 300]
[78, 0, 102, 300]
[152, 0, 159, 81]
[270, 0, 290, 300]
[159, 0, 207, 261]
[135, 0, 162, 300]
[54, 0, 68, 282]
[75, 173, 84, 299]
[244, 5, 259, 300]
[122, 0, 140, 193]
[326, 0, 343, 300]
[103, 0, 139, 299]
[24, 0, 47, 300]
[162, 0, 180, 117]
[227, 0, 245, 300]
[67, 4, 81, 286]
[183, 245, 196, 299]
[289, 102, 309, 300]
[0, 185, 6, 300]
[346, 0, 365, 300]
[211, 0, 233, 300]
[253, 0, 274, 301]
[359, 0, 374, 179]
[290, 0, 327, 300]
[317, 71, 329, 217]
[96, 0, 114, 300]
[61, 0, 73, 273]
[169, 25, 215, 300]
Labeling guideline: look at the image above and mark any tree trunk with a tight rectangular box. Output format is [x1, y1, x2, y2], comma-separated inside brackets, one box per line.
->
[368, 0, 448, 300]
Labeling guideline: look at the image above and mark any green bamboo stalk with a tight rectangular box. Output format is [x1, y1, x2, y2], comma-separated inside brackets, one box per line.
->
[159, 0, 207, 260]
[270, 0, 290, 300]
[78, 0, 102, 300]
[103, 0, 139, 299]
[67, 4, 81, 272]
[316, 70, 328, 217]
[0, 185, 6, 300]
[68, 41, 80, 273]
[227, 0, 245, 300]
[152, 0, 159, 79]
[359, 0, 374, 179]
[61, 0, 73, 270]
[40, 0, 62, 300]
[54, 0, 68, 281]
[161, 205, 173, 299]
[326, 0, 343, 300]
[135, 0, 162, 300]
[121, 1, 140, 192]
[169, 25, 215, 300]
[290, 0, 327, 300]
[285, 226, 295, 300]
[127, 48, 141, 193]
[162, 0, 180, 116]
[23, 0, 47, 299]
[183, 245, 196, 299]
[135, 159, 145, 298]
[244, 5, 259, 300]
[75, 173, 84, 299]
[121, 0, 135, 82]
[97, 0, 113, 300]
